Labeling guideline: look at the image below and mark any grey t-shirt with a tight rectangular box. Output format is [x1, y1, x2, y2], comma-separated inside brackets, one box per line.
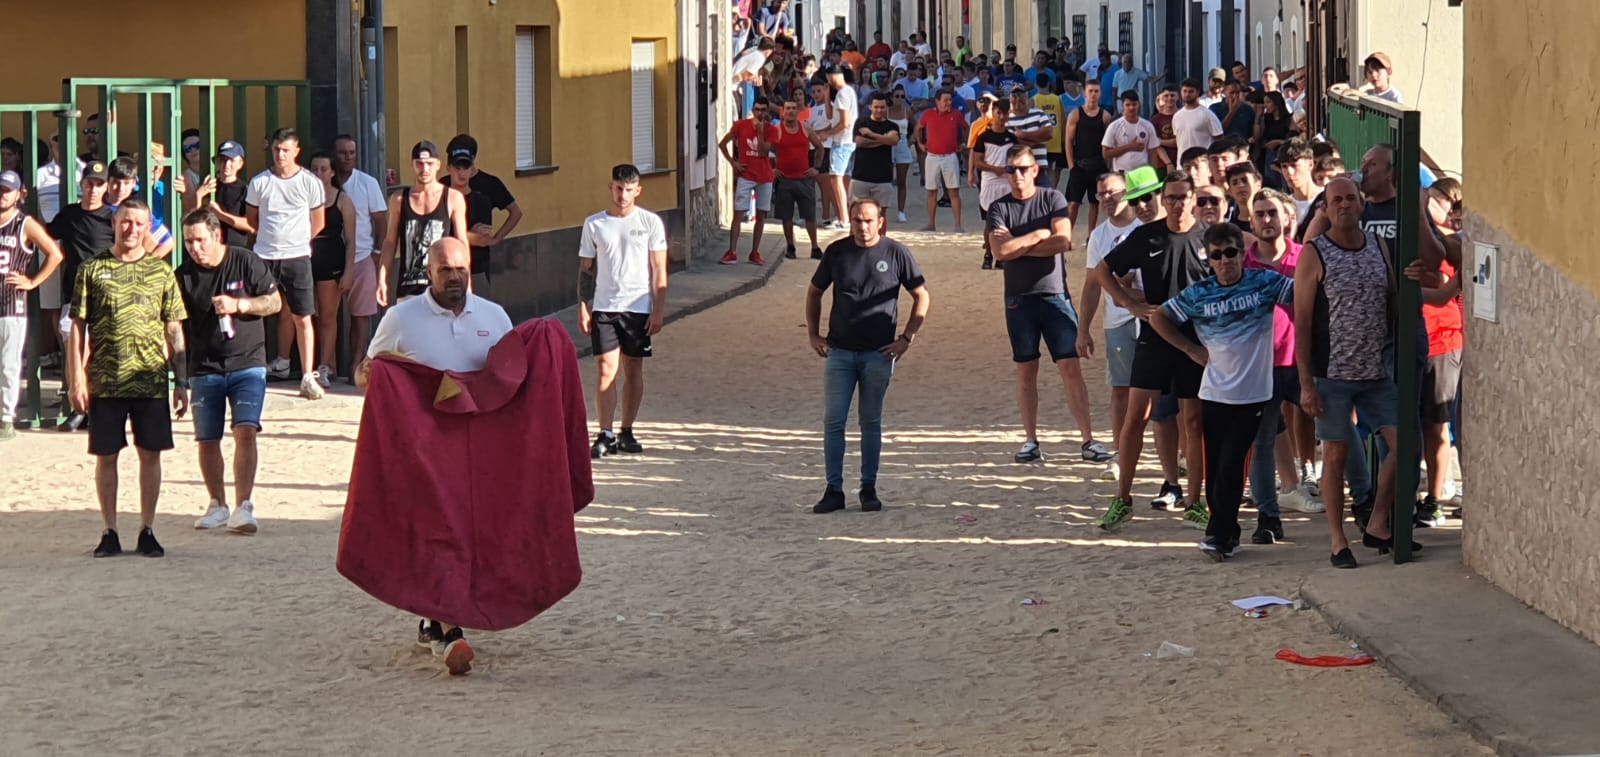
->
[986, 188, 1071, 297]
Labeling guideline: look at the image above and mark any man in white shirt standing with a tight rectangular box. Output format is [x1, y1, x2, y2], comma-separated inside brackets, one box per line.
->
[246, 127, 327, 399]
[1171, 78, 1224, 159]
[731, 39, 775, 118]
[332, 133, 389, 369]
[1101, 91, 1166, 171]
[1076, 169, 1142, 474]
[578, 164, 669, 460]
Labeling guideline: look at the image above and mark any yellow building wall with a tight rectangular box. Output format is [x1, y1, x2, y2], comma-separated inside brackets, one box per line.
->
[385, 0, 681, 235]
[1464, 0, 1600, 294]
[2, 0, 306, 158]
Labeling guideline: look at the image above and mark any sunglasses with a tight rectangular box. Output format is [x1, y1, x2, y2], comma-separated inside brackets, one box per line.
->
[1129, 193, 1157, 205]
[83, 128, 99, 136]
[1005, 164, 1037, 174]
[1095, 189, 1125, 199]
[1160, 193, 1192, 204]
[1210, 246, 1243, 259]
[1195, 196, 1223, 207]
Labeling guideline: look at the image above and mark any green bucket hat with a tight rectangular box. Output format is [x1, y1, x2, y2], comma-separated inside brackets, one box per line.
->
[1123, 165, 1163, 200]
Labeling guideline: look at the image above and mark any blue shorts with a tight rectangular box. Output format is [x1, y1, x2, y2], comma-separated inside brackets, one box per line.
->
[1312, 377, 1398, 442]
[1105, 320, 1138, 387]
[191, 367, 268, 442]
[1004, 293, 1080, 363]
[828, 143, 857, 175]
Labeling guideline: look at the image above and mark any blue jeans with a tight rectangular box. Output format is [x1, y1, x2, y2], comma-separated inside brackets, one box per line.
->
[823, 348, 895, 490]
[740, 81, 757, 118]
[190, 367, 268, 442]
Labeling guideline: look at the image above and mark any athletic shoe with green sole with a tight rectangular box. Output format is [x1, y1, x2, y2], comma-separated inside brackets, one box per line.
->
[1182, 500, 1210, 530]
[1096, 496, 1134, 531]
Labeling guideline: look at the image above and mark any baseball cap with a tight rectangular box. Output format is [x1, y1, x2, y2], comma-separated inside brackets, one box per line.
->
[0, 171, 20, 192]
[1008, 83, 1028, 95]
[1208, 67, 1227, 82]
[978, 92, 1001, 103]
[82, 160, 109, 182]
[1123, 166, 1163, 200]
[1364, 51, 1393, 72]
[216, 140, 245, 160]
[446, 134, 478, 166]
[411, 140, 439, 160]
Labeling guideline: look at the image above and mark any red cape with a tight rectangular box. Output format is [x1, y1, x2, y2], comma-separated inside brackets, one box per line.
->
[337, 319, 594, 631]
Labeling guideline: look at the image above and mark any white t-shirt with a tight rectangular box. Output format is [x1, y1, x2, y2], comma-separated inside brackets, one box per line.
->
[1101, 117, 1159, 171]
[833, 86, 860, 146]
[1081, 59, 1102, 80]
[246, 168, 325, 261]
[340, 169, 388, 260]
[580, 207, 667, 314]
[807, 104, 842, 148]
[1086, 216, 1142, 330]
[368, 289, 514, 372]
[731, 49, 766, 89]
[1171, 105, 1223, 159]
[915, 42, 932, 56]
[34, 162, 62, 222]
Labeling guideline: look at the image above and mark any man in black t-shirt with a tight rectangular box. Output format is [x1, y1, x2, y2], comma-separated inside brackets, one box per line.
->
[805, 197, 930, 514]
[443, 134, 522, 297]
[46, 161, 116, 429]
[1093, 169, 1212, 531]
[190, 141, 253, 247]
[175, 210, 283, 535]
[846, 93, 901, 213]
[986, 143, 1112, 467]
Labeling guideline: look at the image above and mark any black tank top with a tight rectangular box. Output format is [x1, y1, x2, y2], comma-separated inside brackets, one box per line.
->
[1070, 105, 1109, 164]
[397, 186, 453, 297]
[311, 189, 346, 278]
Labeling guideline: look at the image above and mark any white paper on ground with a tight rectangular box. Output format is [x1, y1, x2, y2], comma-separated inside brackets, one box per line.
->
[1231, 595, 1294, 610]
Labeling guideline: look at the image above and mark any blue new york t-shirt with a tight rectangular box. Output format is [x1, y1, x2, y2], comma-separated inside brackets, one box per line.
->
[1162, 268, 1292, 404]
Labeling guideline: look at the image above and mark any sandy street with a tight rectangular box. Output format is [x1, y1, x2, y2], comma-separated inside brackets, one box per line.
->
[0, 190, 1486, 756]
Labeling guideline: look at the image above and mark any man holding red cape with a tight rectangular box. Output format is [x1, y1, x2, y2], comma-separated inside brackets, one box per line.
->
[342, 237, 593, 676]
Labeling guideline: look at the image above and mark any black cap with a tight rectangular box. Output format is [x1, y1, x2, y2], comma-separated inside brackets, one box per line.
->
[411, 140, 439, 161]
[446, 134, 478, 158]
[82, 160, 109, 182]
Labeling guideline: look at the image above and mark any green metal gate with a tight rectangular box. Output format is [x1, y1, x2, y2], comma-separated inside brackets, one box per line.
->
[1325, 89, 1424, 564]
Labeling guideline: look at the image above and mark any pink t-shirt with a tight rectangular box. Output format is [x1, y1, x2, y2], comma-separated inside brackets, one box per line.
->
[1245, 239, 1302, 367]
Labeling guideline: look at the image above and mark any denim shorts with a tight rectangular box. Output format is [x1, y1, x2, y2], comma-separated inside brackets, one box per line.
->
[828, 143, 857, 175]
[1004, 293, 1080, 363]
[1105, 320, 1138, 387]
[191, 367, 268, 442]
[1313, 376, 1398, 442]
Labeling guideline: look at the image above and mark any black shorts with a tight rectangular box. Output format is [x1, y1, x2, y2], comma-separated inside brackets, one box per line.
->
[311, 240, 346, 282]
[590, 311, 653, 358]
[264, 257, 317, 315]
[1130, 330, 1204, 399]
[1046, 152, 1066, 171]
[773, 177, 818, 222]
[1422, 349, 1462, 424]
[88, 397, 174, 456]
[1064, 164, 1101, 204]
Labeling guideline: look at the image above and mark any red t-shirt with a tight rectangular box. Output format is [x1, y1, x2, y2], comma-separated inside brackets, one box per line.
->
[920, 108, 966, 155]
[866, 43, 893, 60]
[732, 119, 780, 184]
[1244, 238, 1303, 367]
[1424, 258, 1465, 356]
[772, 123, 813, 179]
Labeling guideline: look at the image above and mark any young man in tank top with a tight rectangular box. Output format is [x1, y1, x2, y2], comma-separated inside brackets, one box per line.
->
[377, 141, 469, 306]
[1062, 80, 1110, 234]
[0, 170, 65, 440]
[1294, 176, 1410, 569]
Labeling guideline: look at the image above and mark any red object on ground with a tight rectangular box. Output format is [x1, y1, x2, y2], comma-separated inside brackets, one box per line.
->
[337, 319, 594, 631]
[1275, 649, 1377, 667]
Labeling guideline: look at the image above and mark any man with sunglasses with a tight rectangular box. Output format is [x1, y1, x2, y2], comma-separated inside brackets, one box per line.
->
[987, 145, 1112, 466]
[1093, 169, 1212, 531]
[1146, 222, 1293, 560]
[1193, 184, 1228, 225]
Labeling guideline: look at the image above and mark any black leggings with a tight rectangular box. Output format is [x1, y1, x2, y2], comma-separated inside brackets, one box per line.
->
[1202, 400, 1268, 543]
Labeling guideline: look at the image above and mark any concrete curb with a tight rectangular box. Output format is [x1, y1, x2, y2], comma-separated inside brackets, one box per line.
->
[571, 254, 787, 360]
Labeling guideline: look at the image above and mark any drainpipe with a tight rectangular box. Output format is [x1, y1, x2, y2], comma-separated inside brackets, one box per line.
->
[362, 0, 387, 182]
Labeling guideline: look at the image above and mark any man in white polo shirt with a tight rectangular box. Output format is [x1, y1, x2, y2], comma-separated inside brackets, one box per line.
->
[246, 127, 326, 399]
[356, 236, 514, 676]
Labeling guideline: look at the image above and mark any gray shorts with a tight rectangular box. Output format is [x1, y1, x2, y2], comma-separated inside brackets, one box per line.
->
[848, 180, 896, 209]
[1105, 319, 1138, 387]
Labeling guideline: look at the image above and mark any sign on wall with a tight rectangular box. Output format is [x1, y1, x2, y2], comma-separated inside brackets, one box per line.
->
[1472, 241, 1498, 322]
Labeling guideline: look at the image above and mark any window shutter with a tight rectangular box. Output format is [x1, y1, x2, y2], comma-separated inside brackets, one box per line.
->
[516, 29, 536, 169]
[631, 41, 657, 172]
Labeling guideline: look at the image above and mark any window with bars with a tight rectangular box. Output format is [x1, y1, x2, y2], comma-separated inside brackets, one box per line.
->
[1073, 15, 1087, 54]
[1118, 12, 1133, 56]
[1099, 5, 1109, 51]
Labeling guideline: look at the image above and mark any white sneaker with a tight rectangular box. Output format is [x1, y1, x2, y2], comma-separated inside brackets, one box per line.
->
[1099, 460, 1119, 481]
[314, 365, 334, 388]
[1298, 478, 1321, 499]
[300, 372, 326, 400]
[194, 500, 230, 529]
[1278, 487, 1326, 513]
[227, 501, 259, 534]
[897, 211, 907, 223]
[267, 357, 292, 380]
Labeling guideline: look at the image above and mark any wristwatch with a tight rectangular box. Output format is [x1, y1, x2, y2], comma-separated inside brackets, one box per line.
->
[174, 379, 192, 389]
[899, 333, 916, 344]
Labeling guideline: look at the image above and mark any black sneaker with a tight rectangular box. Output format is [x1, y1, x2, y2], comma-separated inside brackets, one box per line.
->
[810, 247, 823, 260]
[813, 487, 846, 514]
[1414, 495, 1443, 527]
[617, 428, 644, 454]
[981, 253, 994, 270]
[136, 527, 164, 557]
[1151, 481, 1183, 511]
[416, 619, 446, 653]
[590, 432, 618, 459]
[1330, 547, 1359, 569]
[1251, 515, 1284, 545]
[937, 197, 951, 208]
[59, 412, 86, 432]
[1199, 535, 1234, 562]
[860, 484, 883, 512]
[784, 245, 798, 259]
[1351, 493, 1375, 533]
[93, 529, 122, 558]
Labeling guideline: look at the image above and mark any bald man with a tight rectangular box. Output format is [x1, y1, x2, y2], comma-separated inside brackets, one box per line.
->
[356, 236, 515, 673]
